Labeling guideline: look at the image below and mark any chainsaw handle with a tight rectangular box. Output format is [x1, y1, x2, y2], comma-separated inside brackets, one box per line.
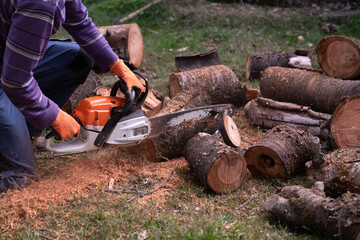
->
[95, 71, 149, 147]
[110, 71, 149, 112]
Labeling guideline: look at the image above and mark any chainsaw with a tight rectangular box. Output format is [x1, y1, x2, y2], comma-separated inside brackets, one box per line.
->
[44, 71, 234, 153]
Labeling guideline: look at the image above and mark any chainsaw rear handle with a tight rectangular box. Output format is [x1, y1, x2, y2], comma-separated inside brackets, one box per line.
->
[94, 71, 149, 147]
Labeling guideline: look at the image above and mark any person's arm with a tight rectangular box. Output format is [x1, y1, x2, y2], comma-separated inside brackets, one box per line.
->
[1, 1, 60, 130]
[1, 1, 80, 139]
[63, 0, 145, 98]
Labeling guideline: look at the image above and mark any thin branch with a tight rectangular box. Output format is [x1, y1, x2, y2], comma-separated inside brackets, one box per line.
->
[34, 228, 77, 238]
[119, 0, 161, 23]
[238, 189, 259, 209]
[128, 170, 174, 202]
[344, 159, 360, 164]
[241, 137, 254, 146]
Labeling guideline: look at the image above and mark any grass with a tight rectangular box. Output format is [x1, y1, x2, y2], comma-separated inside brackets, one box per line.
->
[4, 1, 360, 239]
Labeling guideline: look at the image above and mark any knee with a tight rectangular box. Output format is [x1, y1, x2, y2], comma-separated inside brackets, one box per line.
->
[68, 48, 94, 84]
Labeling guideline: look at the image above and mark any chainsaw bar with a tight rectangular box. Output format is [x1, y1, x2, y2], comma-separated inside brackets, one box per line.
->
[147, 104, 234, 138]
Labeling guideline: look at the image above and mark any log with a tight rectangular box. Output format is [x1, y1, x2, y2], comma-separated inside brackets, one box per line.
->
[155, 89, 212, 116]
[244, 97, 331, 139]
[316, 36, 360, 79]
[260, 67, 360, 114]
[331, 95, 360, 149]
[174, 48, 223, 72]
[244, 124, 319, 179]
[307, 148, 360, 198]
[184, 132, 247, 193]
[97, 23, 143, 68]
[264, 185, 360, 240]
[168, 65, 249, 107]
[94, 85, 163, 117]
[140, 104, 235, 162]
[245, 50, 312, 80]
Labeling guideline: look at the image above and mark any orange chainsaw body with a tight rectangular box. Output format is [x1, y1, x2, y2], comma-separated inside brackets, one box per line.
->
[72, 96, 125, 128]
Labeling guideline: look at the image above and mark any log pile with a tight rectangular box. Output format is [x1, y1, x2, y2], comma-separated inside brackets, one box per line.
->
[64, 29, 360, 239]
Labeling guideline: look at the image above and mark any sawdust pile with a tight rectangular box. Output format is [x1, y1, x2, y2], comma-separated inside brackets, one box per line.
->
[0, 109, 262, 228]
[0, 146, 188, 227]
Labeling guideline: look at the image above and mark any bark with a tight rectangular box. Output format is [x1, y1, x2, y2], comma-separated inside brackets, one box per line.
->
[141, 104, 235, 162]
[184, 132, 247, 193]
[307, 148, 360, 198]
[245, 50, 312, 80]
[331, 95, 360, 149]
[97, 23, 143, 68]
[244, 124, 319, 179]
[174, 48, 223, 72]
[265, 185, 360, 240]
[168, 65, 249, 107]
[244, 97, 331, 139]
[260, 67, 360, 114]
[316, 36, 360, 79]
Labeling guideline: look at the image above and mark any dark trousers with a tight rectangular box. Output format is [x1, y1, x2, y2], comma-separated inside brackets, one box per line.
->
[0, 40, 93, 193]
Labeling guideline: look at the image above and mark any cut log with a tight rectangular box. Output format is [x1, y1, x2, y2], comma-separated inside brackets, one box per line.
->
[244, 124, 319, 179]
[245, 51, 313, 80]
[331, 95, 360, 149]
[97, 23, 143, 68]
[244, 97, 331, 139]
[155, 89, 212, 116]
[175, 48, 223, 72]
[169, 65, 249, 107]
[265, 185, 360, 240]
[184, 132, 247, 193]
[316, 36, 360, 79]
[140, 104, 235, 162]
[260, 67, 360, 114]
[307, 148, 360, 198]
[94, 85, 163, 117]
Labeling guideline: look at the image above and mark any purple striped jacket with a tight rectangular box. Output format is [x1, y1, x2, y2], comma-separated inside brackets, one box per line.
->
[0, 0, 118, 129]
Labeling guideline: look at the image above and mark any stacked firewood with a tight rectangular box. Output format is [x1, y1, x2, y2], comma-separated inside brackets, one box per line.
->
[245, 35, 360, 240]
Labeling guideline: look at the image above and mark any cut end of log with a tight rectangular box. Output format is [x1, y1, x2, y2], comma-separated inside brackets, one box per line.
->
[331, 95, 360, 149]
[222, 115, 241, 148]
[207, 151, 247, 193]
[317, 36, 360, 79]
[128, 23, 144, 68]
[244, 145, 287, 179]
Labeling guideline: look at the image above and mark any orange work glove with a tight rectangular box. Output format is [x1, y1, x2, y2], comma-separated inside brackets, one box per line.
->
[110, 59, 145, 99]
[50, 109, 80, 140]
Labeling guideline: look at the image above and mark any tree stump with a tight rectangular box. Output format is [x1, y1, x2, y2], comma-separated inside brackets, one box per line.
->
[97, 23, 143, 68]
[331, 95, 360, 149]
[175, 48, 223, 72]
[265, 185, 360, 240]
[169, 64, 249, 107]
[307, 148, 360, 198]
[317, 36, 360, 79]
[244, 124, 318, 179]
[260, 67, 360, 114]
[244, 97, 331, 139]
[184, 132, 247, 193]
[245, 50, 312, 80]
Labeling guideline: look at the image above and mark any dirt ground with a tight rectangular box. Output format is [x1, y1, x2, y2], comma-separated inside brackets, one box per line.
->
[0, 106, 263, 229]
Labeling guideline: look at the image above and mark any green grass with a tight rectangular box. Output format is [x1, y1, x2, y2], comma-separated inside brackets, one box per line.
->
[5, 1, 360, 239]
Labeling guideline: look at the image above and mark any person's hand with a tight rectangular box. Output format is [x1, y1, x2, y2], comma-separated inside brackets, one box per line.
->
[110, 59, 145, 99]
[50, 109, 80, 140]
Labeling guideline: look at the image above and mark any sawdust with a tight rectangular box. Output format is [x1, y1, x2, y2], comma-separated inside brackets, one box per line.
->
[0, 108, 261, 228]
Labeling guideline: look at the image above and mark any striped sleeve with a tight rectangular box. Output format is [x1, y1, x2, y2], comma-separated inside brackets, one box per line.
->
[0, 1, 60, 129]
[63, 0, 118, 72]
